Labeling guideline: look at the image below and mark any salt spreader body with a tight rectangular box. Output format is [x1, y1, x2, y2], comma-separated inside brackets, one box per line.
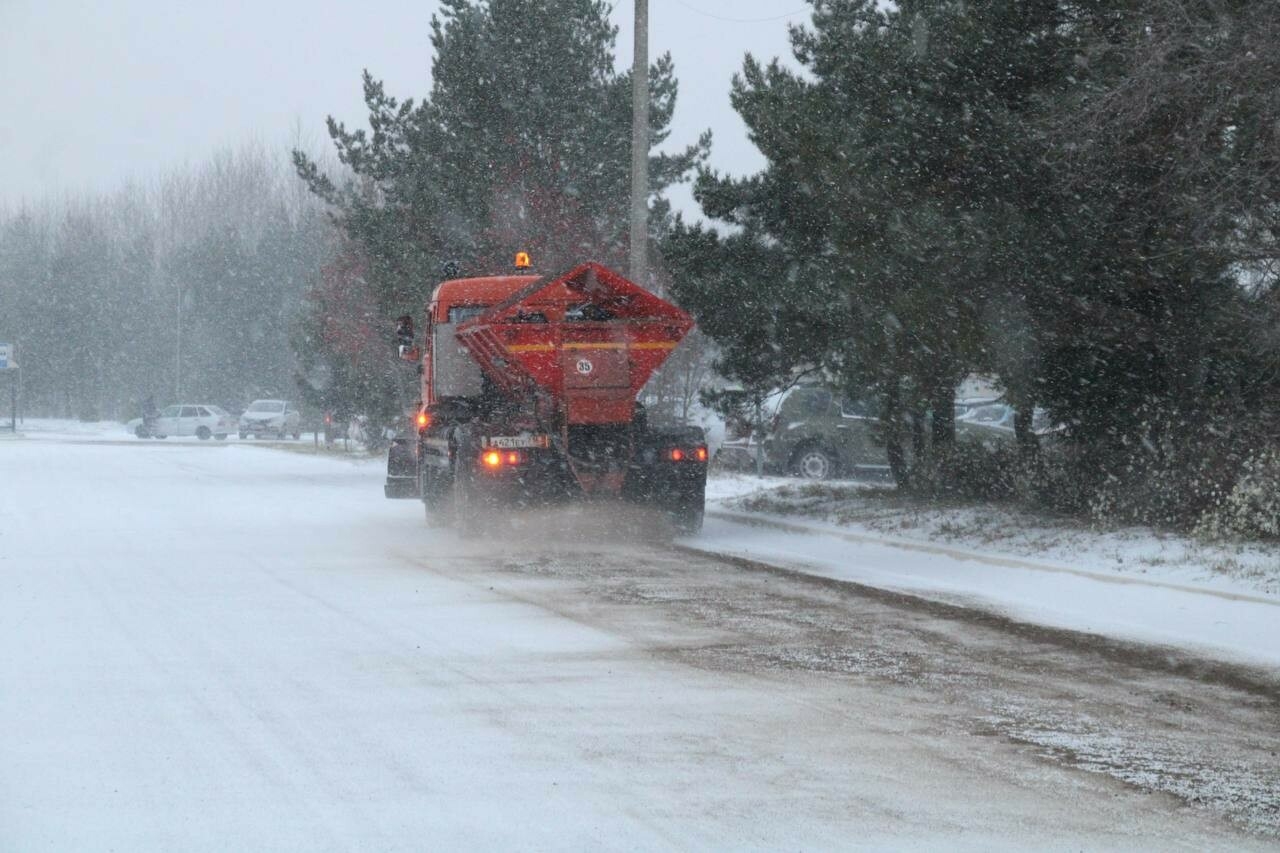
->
[384, 260, 707, 533]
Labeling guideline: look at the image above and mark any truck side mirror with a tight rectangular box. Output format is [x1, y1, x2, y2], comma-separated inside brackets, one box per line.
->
[396, 315, 415, 356]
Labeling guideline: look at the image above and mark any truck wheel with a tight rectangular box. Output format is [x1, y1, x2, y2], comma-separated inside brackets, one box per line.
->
[450, 431, 487, 534]
[420, 466, 452, 527]
[424, 491, 453, 528]
[451, 465, 482, 534]
[672, 507, 704, 535]
[196, 427, 211, 440]
[793, 447, 836, 480]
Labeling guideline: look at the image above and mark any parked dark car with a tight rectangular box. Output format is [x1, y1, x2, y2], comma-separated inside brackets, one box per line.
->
[721, 386, 1058, 481]
[761, 387, 890, 479]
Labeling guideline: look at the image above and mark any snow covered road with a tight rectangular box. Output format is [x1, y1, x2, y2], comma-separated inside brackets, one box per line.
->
[2, 432, 1277, 849]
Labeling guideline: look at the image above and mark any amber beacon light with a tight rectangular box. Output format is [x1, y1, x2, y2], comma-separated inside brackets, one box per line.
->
[514, 251, 532, 270]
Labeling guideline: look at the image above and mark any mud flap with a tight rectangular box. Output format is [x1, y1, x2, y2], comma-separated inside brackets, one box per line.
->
[385, 437, 420, 499]
[384, 478, 418, 499]
[624, 426, 707, 533]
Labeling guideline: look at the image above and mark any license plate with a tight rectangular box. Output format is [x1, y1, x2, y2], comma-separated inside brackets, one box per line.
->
[485, 434, 550, 449]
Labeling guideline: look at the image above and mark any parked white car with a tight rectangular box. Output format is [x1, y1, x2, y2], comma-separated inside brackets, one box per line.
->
[238, 399, 301, 440]
[129, 404, 235, 440]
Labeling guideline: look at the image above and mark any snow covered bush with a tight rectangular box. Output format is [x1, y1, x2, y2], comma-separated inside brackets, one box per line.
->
[1083, 443, 1238, 531]
[906, 442, 1023, 502]
[1194, 450, 1280, 541]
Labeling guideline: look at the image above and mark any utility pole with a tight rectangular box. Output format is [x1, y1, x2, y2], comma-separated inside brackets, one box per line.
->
[175, 283, 182, 400]
[629, 0, 649, 288]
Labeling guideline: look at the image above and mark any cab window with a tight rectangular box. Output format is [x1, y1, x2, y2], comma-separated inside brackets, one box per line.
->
[447, 305, 489, 324]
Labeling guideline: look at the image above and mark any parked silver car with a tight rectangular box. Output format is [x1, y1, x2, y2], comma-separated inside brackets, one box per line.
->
[238, 400, 301, 440]
[129, 404, 235, 440]
[955, 402, 1061, 446]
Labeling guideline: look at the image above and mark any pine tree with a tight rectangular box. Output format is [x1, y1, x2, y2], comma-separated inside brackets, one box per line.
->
[670, 0, 1074, 484]
[293, 0, 710, 429]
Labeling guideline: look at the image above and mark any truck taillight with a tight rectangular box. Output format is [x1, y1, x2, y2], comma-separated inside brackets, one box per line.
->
[668, 446, 708, 463]
[669, 448, 685, 462]
[695, 446, 708, 462]
[481, 449, 525, 468]
[417, 412, 431, 429]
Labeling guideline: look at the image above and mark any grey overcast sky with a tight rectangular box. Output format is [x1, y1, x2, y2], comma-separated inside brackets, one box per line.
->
[0, 0, 810, 217]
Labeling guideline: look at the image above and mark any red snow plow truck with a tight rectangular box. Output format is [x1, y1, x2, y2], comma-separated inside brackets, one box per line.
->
[384, 257, 707, 534]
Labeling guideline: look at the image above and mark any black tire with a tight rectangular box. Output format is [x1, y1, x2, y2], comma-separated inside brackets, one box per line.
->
[156, 435, 168, 439]
[423, 487, 453, 528]
[793, 446, 837, 480]
[450, 429, 486, 534]
[196, 426, 211, 440]
[451, 462, 481, 534]
[420, 462, 452, 527]
[672, 507, 704, 535]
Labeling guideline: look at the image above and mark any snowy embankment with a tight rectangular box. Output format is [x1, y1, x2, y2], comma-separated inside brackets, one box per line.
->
[694, 475, 1280, 671]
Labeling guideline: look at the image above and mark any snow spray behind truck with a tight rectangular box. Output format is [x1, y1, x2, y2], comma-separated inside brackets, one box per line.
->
[385, 257, 707, 533]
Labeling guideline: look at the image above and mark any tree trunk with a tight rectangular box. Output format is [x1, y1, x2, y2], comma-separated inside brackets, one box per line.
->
[1013, 405, 1038, 459]
[930, 382, 956, 449]
[883, 380, 909, 487]
[911, 405, 927, 460]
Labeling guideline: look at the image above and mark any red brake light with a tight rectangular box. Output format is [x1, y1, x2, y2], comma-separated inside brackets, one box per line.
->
[669, 448, 685, 462]
[480, 449, 525, 468]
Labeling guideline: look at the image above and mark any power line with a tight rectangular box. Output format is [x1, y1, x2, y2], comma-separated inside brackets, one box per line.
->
[666, 0, 809, 24]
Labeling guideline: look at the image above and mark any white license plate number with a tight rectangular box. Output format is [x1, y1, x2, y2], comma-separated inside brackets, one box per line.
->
[485, 434, 550, 449]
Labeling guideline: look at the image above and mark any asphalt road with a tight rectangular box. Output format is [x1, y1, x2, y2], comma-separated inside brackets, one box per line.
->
[2, 434, 1276, 850]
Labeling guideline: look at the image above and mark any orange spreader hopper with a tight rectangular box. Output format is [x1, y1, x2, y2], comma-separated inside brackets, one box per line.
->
[455, 262, 693, 425]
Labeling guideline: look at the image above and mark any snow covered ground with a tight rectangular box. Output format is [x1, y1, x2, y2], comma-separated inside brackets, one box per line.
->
[3, 421, 1277, 848]
[699, 475, 1280, 670]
